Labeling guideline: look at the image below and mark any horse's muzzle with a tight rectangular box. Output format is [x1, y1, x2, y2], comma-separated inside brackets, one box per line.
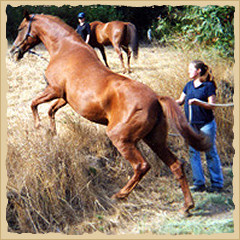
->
[10, 45, 24, 61]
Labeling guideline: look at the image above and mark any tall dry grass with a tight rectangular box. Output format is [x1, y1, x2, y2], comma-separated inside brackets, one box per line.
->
[6, 44, 234, 234]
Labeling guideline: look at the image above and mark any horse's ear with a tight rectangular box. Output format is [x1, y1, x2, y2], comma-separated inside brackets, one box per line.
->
[23, 9, 30, 21]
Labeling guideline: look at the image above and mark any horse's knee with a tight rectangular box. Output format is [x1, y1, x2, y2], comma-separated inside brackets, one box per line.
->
[48, 104, 56, 118]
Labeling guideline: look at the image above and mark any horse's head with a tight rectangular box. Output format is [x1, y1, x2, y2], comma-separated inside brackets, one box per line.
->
[10, 10, 40, 60]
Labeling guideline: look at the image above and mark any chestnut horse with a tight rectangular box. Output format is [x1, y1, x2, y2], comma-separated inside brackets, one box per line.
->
[10, 12, 211, 216]
[89, 21, 138, 73]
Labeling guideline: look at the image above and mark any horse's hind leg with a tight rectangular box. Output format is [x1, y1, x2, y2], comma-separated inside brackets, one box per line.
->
[112, 42, 126, 73]
[160, 148, 194, 216]
[144, 123, 194, 216]
[31, 86, 61, 129]
[122, 45, 131, 73]
[48, 98, 67, 133]
[107, 128, 151, 199]
[111, 141, 150, 199]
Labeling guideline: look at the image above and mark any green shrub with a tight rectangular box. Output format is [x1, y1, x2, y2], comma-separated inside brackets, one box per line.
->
[152, 5, 234, 59]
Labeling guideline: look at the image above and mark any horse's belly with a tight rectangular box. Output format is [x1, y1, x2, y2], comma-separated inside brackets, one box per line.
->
[84, 115, 108, 125]
[69, 99, 109, 125]
[81, 107, 109, 125]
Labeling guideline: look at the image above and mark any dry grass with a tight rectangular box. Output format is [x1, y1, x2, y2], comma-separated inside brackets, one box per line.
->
[6, 43, 234, 234]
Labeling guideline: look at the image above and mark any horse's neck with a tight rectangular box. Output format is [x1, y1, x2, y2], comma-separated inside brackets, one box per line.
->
[37, 18, 74, 56]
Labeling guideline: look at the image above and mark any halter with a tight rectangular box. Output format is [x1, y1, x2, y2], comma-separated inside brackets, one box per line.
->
[13, 14, 36, 49]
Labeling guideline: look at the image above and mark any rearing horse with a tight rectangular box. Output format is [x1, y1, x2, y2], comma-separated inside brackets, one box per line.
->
[89, 21, 138, 73]
[10, 11, 211, 216]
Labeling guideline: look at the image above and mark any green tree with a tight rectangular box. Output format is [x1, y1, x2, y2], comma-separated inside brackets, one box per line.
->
[152, 5, 234, 58]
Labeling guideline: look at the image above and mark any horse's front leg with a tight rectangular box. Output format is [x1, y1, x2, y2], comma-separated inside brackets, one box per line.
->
[31, 86, 61, 129]
[98, 46, 109, 68]
[48, 98, 67, 134]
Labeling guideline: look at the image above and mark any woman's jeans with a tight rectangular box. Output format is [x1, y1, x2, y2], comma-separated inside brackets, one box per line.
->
[189, 120, 224, 188]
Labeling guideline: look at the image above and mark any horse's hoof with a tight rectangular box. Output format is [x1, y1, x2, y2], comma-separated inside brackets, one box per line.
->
[110, 197, 119, 205]
[111, 193, 128, 201]
[50, 128, 57, 136]
[46, 128, 57, 137]
[35, 124, 41, 129]
[179, 207, 193, 218]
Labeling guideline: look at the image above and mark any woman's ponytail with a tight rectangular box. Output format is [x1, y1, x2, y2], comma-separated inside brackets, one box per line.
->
[191, 60, 217, 89]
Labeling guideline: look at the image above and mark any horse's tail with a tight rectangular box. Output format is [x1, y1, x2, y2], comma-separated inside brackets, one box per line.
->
[158, 96, 211, 151]
[127, 23, 139, 59]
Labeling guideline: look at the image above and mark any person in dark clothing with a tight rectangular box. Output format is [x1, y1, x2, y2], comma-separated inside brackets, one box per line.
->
[176, 60, 224, 193]
[76, 12, 91, 43]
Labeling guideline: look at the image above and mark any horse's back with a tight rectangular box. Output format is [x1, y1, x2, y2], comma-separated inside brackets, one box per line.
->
[107, 21, 128, 33]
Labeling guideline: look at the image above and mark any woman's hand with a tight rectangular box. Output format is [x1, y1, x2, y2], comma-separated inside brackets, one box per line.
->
[188, 98, 198, 105]
[188, 96, 216, 110]
[176, 92, 186, 106]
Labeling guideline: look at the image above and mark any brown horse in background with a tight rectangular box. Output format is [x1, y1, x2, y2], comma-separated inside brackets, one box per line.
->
[10, 11, 211, 216]
[89, 21, 138, 73]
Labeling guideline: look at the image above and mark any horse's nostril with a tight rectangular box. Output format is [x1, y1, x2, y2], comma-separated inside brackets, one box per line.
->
[10, 47, 23, 61]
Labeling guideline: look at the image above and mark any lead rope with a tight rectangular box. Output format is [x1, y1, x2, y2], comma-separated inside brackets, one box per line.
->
[27, 50, 49, 85]
[28, 49, 49, 62]
[188, 98, 234, 124]
[169, 99, 234, 137]
[189, 104, 192, 124]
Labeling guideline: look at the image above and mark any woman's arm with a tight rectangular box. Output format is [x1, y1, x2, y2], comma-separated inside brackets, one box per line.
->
[176, 92, 186, 106]
[188, 95, 216, 110]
